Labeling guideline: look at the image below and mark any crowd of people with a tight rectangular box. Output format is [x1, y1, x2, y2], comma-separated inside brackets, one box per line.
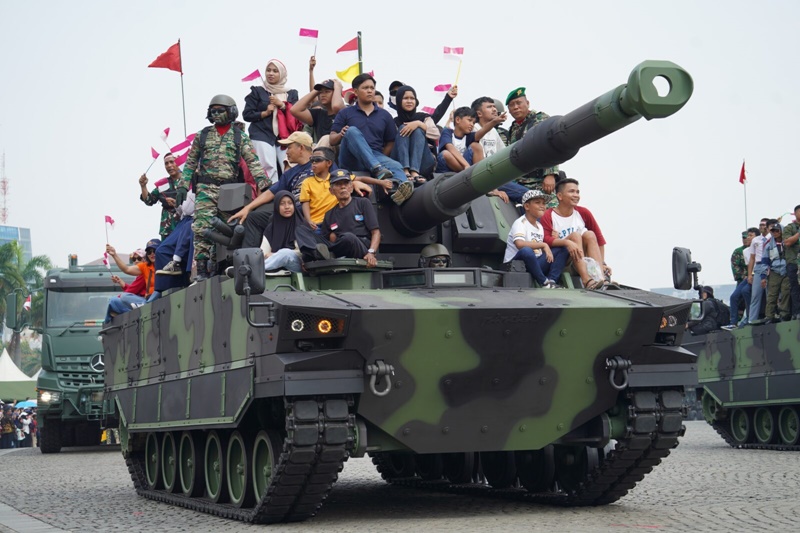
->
[0, 404, 37, 449]
[105, 55, 614, 321]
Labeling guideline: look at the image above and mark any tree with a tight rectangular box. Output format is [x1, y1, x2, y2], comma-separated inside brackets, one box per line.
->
[0, 241, 51, 367]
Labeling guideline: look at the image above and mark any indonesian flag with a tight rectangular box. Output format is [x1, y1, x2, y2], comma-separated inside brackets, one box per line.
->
[739, 161, 747, 185]
[299, 28, 319, 39]
[174, 152, 188, 167]
[170, 134, 196, 153]
[148, 41, 182, 73]
[151, 147, 160, 159]
[160, 127, 170, 142]
[443, 46, 464, 60]
[104, 215, 115, 228]
[337, 36, 358, 53]
[154, 177, 171, 192]
[241, 69, 261, 82]
[434, 84, 452, 92]
[421, 106, 436, 115]
[102, 252, 111, 270]
[23, 295, 31, 312]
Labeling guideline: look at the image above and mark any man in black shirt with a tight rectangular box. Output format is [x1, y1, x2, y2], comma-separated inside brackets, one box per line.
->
[319, 169, 381, 267]
[290, 79, 345, 147]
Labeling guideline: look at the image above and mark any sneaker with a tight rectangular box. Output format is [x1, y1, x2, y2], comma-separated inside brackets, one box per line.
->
[542, 279, 558, 289]
[265, 269, 292, 276]
[372, 166, 394, 181]
[315, 243, 332, 260]
[156, 260, 183, 276]
[391, 181, 414, 206]
[721, 324, 737, 331]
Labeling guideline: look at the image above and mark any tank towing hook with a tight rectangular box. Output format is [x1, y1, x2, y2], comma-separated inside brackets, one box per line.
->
[606, 356, 632, 391]
[366, 360, 395, 397]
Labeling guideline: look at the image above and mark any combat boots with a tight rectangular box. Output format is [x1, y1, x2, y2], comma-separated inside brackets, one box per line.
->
[193, 260, 209, 284]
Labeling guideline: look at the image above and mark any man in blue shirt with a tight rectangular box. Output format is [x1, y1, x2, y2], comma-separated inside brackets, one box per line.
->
[330, 73, 413, 206]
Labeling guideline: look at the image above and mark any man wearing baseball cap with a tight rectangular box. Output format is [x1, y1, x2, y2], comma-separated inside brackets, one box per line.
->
[503, 189, 569, 288]
[291, 78, 346, 147]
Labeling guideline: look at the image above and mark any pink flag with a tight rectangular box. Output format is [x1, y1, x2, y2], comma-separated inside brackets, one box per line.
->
[102, 252, 111, 270]
[170, 134, 196, 153]
[241, 69, 261, 82]
[299, 28, 319, 38]
[421, 106, 436, 115]
[160, 127, 170, 141]
[104, 215, 115, 227]
[23, 295, 31, 312]
[443, 46, 464, 56]
[174, 152, 188, 167]
[151, 147, 159, 159]
[434, 84, 452, 92]
[154, 177, 171, 192]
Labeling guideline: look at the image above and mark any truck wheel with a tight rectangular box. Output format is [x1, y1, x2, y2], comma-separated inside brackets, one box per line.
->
[40, 420, 63, 454]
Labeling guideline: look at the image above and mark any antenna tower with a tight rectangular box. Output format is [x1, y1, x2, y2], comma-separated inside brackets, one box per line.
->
[0, 152, 7, 224]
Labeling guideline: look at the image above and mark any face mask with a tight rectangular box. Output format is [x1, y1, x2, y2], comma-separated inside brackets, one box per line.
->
[208, 108, 230, 125]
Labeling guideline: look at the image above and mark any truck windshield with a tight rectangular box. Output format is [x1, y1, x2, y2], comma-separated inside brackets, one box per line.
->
[46, 289, 118, 328]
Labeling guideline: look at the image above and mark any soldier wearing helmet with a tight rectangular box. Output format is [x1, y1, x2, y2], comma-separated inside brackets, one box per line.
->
[419, 243, 451, 268]
[176, 94, 271, 281]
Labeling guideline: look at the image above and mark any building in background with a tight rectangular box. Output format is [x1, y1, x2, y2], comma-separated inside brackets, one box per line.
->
[0, 225, 32, 263]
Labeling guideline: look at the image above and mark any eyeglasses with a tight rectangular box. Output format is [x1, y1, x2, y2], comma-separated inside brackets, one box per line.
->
[429, 257, 448, 267]
[771, 228, 781, 232]
[208, 107, 226, 115]
[309, 156, 330, 163]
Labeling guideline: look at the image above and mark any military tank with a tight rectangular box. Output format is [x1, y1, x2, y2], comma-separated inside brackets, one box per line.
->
[101, 60, 698, 523]
[674, 248, 800, 450]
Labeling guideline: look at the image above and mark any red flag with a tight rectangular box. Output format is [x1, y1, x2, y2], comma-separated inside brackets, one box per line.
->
[151, 147, 160, 159]
[160, 127, 170, 141]
[105, 215, 115, 227]
[739, 161, 747, 184]
[241, 69, 261, 82]
[170, 134, 195, 153]
[434, 84, 452, 92]
[148, 42, 182, 73]
[337, 36, 358, 53]
[421, 106, 436, 115]
[299, 28, 319, 38]
[23, 295, 31, 312]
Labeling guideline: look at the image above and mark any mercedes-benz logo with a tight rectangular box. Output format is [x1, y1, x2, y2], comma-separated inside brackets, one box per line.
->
[90, 353, 105, 372]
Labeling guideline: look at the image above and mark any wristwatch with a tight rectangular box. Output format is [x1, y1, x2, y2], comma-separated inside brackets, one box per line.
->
[367, 249, 375, 254]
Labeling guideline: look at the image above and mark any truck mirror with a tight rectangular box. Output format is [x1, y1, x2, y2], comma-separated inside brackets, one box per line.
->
[233, 248, 265, 296]
[672, 247, 694, 290]
[5, 293, 17, 330]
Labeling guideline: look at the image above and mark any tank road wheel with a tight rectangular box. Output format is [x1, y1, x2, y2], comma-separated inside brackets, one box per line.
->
[144, 432, 162, 490]
[161, 432, 178, 493]
[554, 446, 599, 492]
[516, 446, 556, 493]
[778, 407, 800, 445]
[753, 408, 776, 445]
[414, 454, 444, 481]
[179, 431, 204, 497]
[204, 430, 228, 503]
[729, 408, 752, 445]
[442, 452, 476, 484]
[372, 452, 416, 481]
[252, 429, 285, 502]
[480, 451, 517, 489]
[226, 431, 255, 508]
[701, 393, 719, 422]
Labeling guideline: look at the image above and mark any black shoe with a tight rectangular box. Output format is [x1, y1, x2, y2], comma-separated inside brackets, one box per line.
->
[192, 261, 209, 284]
[315, 243, 332, 260]
[372, 166, 393, 181]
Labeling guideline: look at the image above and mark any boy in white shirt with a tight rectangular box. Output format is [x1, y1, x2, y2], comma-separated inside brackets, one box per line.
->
[503, 189, 569, 288]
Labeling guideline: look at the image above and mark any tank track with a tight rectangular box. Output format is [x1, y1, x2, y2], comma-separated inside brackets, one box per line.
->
[124, 397, 355, 523]
[709, 420, 800, 451]
[372, 389, 685, 506]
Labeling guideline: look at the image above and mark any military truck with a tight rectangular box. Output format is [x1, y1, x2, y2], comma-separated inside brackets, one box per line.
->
[102, 60, 698, 523]
[674, 247, 800, 449]
[6, 255, 129, 453]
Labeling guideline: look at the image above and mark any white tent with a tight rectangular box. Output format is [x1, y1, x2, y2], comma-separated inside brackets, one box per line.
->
[0, 348, 36, 401]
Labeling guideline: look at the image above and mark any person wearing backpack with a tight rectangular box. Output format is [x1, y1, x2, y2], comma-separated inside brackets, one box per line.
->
[176, 95, 271, 281]
[689, 286, 722, 335]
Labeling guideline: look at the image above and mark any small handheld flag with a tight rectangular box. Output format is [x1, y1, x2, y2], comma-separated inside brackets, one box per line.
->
[241, 69, 261, 82]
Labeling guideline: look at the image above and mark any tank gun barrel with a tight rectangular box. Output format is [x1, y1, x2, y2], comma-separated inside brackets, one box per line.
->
[393, 60, 693, 234]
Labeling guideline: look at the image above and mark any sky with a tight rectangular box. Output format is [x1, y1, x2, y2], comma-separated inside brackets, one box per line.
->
[1, 0, 798, 290]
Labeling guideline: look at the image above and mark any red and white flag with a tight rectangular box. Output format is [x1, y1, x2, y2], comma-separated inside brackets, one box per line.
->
[443, 46, 464, 60]
[739, 161, 747, 185]
[421, 106, 436, 115]
[151, 147, 160, 159]
[160, 127, 170, 142]
[299, 28, 319, 39]
[105, 215, 115, 228]
[241, 69, 261, 82]
[102, 252, 111, 270]
[170, 134, 196, 154]
[174, 152, 188, 167]
[434, 84, 452, 92]
[154, 177, 171, 192]
[22, 295, 31, 312]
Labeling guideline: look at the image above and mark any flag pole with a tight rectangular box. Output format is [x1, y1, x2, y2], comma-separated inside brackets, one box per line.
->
[179, 39, 188, 138]
[742, 159, 748, 228]
[104, 219, 109, 244]
[357, 31, 363, 75]
[144, 158, 157, 174]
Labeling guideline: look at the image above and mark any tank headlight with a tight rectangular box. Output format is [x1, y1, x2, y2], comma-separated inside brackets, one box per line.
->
[317, 319, 333, 334]
[291, 319, 305, 332]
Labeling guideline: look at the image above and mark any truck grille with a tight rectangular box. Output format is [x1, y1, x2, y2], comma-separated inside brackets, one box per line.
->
[55, 357, 103, 388]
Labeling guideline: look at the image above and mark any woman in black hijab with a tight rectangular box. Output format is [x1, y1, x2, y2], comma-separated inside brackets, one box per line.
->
[391, 85, 443, 183]
[263, 190, 304, 273]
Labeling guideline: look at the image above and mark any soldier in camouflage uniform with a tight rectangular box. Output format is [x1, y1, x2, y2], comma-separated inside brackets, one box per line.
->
[726, 229, 754, 327]
[506, 87, 559, 208]
[176, 94, 271, 281]
[139, 153, 181, 238]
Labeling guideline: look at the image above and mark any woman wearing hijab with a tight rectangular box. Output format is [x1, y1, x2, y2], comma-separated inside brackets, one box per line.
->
[243, 59, 300, 182]
[391, 86, 442, 183]
[264, 190, 304, 273]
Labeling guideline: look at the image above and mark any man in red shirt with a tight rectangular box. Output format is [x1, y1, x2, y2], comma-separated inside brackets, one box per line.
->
[540, 178, 611, 290]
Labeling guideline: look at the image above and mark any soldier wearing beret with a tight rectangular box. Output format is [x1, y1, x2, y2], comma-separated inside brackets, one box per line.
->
[506, 87, 559, 199]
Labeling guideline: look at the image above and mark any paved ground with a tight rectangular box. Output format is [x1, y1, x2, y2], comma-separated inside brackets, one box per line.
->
[1, 421, 799, 532]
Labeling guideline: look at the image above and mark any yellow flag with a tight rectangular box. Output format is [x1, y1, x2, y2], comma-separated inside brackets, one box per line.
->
[336, 62, 360, 83]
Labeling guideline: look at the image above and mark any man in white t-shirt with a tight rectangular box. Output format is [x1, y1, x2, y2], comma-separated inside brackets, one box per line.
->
[540, 178, 610, 290]
[746, 217, 771, 324]
[503, 189, 569, 288]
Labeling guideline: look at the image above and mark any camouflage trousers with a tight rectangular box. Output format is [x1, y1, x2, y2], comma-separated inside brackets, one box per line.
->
[192, 184, 229, 263]
[516, 177, 559, 209]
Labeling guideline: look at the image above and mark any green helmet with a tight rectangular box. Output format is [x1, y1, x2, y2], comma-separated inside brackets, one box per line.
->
[206, 94, 238, 124]
[419, 243, 451, 267]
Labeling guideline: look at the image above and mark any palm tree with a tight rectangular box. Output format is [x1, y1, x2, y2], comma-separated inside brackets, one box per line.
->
[0, 241, 51, 366]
